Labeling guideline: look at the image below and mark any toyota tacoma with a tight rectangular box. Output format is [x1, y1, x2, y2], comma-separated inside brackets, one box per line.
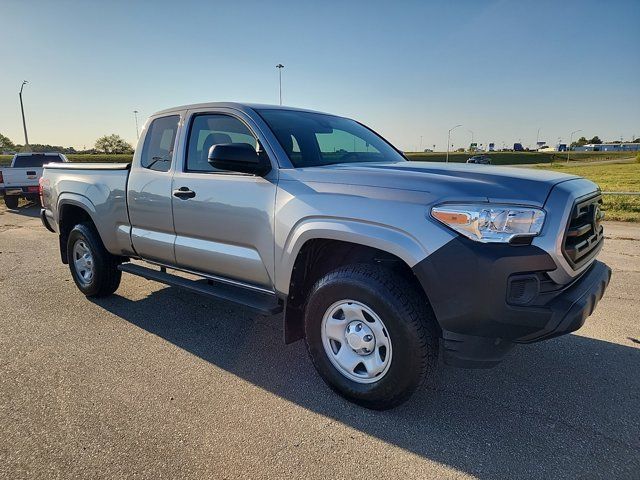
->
[40, 103, 611, 409]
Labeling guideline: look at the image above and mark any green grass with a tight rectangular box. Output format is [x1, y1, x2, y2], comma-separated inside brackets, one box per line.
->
[404, 151, 632, 165]
[535, 162, 640, 222]
[535, 162, 639, 192]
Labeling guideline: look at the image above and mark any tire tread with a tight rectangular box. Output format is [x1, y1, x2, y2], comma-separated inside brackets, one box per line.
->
[305, 263, 439, 409]
[68, 222, 121, 297]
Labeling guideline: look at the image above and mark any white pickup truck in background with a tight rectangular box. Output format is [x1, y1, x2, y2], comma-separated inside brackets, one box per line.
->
[0, 152, 68, 209]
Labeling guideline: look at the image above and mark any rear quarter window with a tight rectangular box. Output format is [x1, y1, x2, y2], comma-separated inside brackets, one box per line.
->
[140, 115, 180, 172]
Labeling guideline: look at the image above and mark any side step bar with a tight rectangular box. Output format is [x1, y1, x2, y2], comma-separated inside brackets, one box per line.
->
[118, 263, 283, 315]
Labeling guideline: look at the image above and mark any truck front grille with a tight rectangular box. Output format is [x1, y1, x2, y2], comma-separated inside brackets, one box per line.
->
[562, 194, 604, 269]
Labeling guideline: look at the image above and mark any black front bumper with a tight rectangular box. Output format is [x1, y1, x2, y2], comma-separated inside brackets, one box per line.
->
[412, 237, 611, 368]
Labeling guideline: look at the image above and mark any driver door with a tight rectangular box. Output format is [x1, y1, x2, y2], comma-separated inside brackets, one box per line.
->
[170, 110, 277, 289]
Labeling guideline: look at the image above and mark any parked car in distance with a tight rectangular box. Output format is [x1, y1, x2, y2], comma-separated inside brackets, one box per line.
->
[0, 152, 68, 209]
[466, 154, 492, 164]
[40, 102, 610, 409]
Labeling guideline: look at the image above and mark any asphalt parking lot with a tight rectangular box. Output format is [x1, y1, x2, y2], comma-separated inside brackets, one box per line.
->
[1, 204, 639, 479]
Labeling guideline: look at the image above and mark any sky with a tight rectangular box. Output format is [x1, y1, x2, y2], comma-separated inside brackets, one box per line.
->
[1, 0, 639, 152]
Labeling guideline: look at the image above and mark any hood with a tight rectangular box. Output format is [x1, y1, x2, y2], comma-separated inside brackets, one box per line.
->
[289, 161, 581, 206]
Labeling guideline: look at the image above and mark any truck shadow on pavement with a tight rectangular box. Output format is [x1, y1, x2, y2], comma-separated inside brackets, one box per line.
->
[1, 202, 40, 218]
[93, 287, 640, 479]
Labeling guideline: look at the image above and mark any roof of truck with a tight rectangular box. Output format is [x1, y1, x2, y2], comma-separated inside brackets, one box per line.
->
[151, 102, 332, 117]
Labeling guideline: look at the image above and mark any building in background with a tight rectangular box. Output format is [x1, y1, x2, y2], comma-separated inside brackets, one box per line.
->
[574, 143, 640, 152]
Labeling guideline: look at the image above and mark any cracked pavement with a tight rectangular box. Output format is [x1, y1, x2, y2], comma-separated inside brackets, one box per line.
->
[1, 204, 639, 479]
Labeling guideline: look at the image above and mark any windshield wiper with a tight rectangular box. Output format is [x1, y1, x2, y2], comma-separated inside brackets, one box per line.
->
[146, 156, 167, 169]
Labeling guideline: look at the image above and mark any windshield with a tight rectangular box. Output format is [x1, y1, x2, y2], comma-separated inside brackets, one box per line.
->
[12, 154, 64, 168]
[257, 109, 405, 168]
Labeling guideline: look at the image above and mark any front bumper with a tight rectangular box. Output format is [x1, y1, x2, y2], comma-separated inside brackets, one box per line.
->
[412, 236, 611, 368]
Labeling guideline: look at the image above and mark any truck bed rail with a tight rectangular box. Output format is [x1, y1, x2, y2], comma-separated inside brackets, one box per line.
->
[43, 162, 131, 170]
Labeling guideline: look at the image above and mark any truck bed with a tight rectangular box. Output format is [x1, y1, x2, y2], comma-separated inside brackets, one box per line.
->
[42, 162, 132, 256]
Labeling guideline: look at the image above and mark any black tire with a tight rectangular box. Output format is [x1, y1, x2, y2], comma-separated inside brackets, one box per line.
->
[304, 263, 439, 410]
[67, 222, 121, 297]
[4, 195, 19, 209]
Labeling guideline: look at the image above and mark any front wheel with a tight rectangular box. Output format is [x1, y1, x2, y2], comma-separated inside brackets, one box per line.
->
[304, 264, 439, 410]
[67, 223, 122, 297]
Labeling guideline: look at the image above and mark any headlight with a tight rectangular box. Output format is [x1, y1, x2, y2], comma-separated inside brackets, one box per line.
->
[431, 204, 545, 243]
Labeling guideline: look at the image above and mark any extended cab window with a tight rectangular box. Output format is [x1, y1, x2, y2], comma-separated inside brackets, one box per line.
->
[140, 115, 179, 172]
[187, 114, 257, 172]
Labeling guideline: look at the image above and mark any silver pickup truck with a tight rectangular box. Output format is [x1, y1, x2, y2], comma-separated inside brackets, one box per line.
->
[40, 102, 611, 409]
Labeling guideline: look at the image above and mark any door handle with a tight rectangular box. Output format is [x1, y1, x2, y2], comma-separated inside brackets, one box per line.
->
[173, 187, 196, 199]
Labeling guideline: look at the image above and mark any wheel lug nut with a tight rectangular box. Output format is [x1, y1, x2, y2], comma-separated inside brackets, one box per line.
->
[364, 335, 372, 342]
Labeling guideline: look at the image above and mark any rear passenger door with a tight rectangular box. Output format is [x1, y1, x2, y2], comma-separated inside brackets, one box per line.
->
[127, 114, 181, 265]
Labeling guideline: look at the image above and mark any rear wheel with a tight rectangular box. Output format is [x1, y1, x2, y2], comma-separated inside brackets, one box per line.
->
[3, 195, 19, 209]
[304, 264, 439, 410]
[67, 223, 121, 297]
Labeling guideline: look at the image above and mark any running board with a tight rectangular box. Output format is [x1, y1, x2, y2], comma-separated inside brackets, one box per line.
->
[118, 263, 283, 315]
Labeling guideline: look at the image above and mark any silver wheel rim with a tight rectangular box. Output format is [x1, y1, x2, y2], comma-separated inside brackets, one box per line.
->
[73, 240, 94, 285]
[321, 300, 393, 384]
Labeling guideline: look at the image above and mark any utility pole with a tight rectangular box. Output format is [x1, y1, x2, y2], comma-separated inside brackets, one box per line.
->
[276, 64, 284, 105]
[468, 129, 474, 151]
[446, 124, 462, 163]
[19, 80, 29, 148]
[133, 110, 140, 139]
[568, 129, 582, 163]
[536, 127, 541, 148]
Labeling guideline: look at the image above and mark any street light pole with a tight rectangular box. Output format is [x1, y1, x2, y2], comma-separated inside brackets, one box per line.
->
[19, 80, 29, 148]
[446, 124, 462, 163]
[276, 64, 284, 105]
[133, 110, 140, 139]
[468, 129, 474, 151]
[536, 127, 541, 148]
[567, 129, 582, 163]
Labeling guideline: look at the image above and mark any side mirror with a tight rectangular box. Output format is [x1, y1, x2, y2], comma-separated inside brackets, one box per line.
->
[207, 143, 271, 175]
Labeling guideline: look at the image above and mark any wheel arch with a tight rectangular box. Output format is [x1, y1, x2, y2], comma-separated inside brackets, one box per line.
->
[57, 195, 100, 264]
[281, 233, 436, 344]
[277, 218, 429, 295]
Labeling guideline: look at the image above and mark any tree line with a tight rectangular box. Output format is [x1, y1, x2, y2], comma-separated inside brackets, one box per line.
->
[0, 133, 133, 155]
